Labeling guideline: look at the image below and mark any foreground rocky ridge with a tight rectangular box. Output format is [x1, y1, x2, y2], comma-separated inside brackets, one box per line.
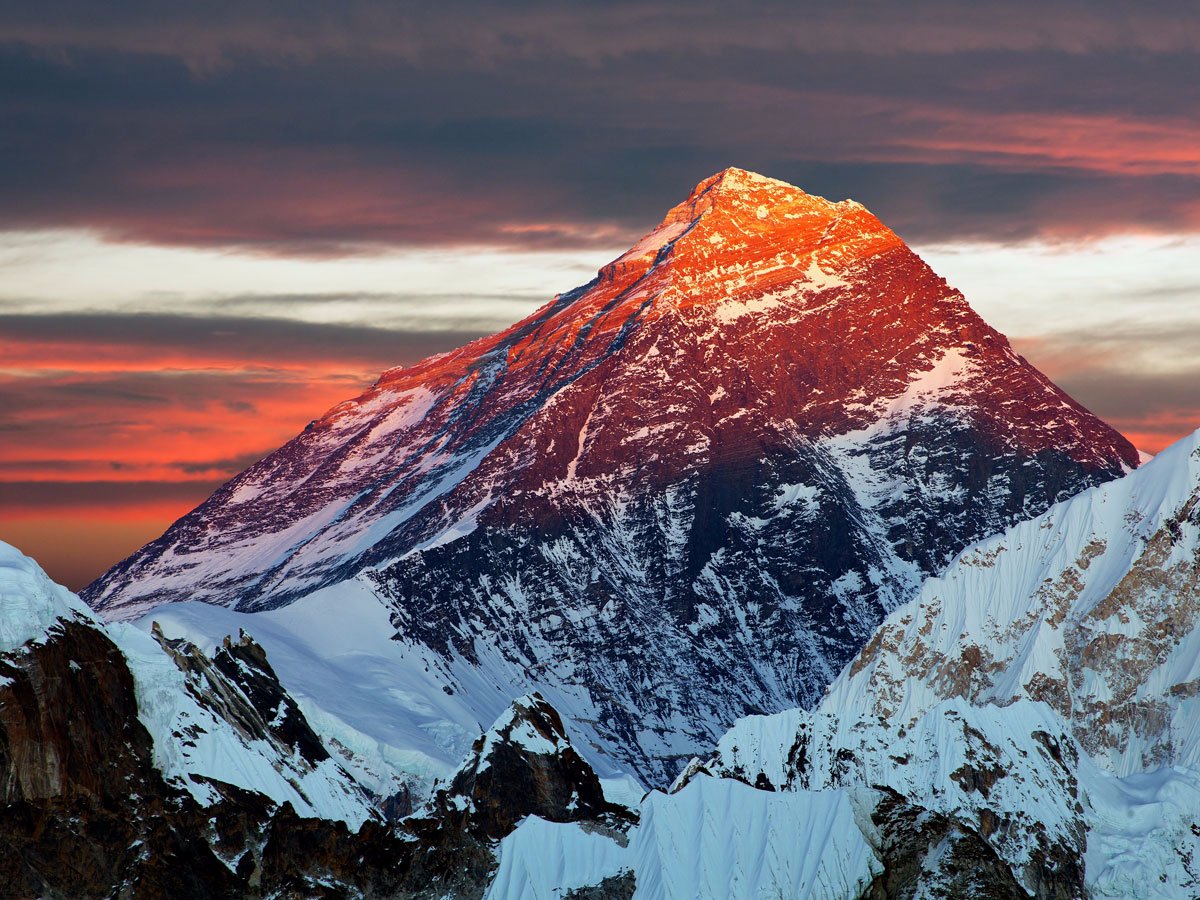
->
[0, 542, 634, 898]
[87, 168, 1137, 785]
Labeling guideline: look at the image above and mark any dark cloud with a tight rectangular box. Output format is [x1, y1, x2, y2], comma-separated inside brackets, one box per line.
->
[0, 311, 485, 367]
[1058, 367, 1200, 420]
[0, 478, 224, 509]
[170, 452, 268, 476]
[0, 4, 1198, 251]
[4, 2, 1200, 65]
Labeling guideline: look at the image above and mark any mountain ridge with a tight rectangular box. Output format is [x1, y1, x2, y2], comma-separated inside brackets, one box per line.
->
[666, 426, 1200, 898]
[85, 168, 1139, 785]
[0, 539, 636, 896]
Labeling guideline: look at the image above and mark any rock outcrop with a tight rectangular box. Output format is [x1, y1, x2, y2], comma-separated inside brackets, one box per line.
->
[0, 545, 635, 897]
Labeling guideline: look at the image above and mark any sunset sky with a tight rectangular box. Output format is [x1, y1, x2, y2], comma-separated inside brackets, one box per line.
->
[2, 1, 1199, 589]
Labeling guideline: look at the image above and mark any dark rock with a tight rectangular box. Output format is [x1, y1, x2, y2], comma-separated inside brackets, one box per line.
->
[564, 871, 636, 900]
[416, 693, 635, 842]
[861, 788, 1087, 900]
[0, 621, 243, 898]
[210, 628, 330, 765]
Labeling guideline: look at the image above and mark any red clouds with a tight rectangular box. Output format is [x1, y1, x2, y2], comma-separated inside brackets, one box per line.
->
[0, 314, 476, 589]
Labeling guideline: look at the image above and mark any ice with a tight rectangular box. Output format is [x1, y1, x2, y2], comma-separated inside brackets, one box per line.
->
[0, 542, 99, 651]
[631, 776, 878, 900]
[488, 818, 630, 900]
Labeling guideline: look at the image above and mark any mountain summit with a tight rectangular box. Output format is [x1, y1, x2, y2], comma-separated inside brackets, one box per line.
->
[86, 169, 1139, 785]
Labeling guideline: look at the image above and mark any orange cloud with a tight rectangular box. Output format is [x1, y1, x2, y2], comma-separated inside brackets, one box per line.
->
[884, 108, 1200, 179]
[0, 319, 450, 589]
[1010, 335, 1200, 455]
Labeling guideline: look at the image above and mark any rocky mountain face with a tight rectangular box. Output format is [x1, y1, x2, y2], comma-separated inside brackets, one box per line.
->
[636, 427, 1199, 899]
[86, 168, 1139, 786]
[0, 544, 376, 826]
[405, 692, 638, 899]
[484, 429, 1200, 899]
[418, 693, 633, 841]
[0, 539, 634, 897]
[0, 541, 358, 896]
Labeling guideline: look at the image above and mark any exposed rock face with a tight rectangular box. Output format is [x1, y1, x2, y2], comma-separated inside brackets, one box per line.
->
[404, 693, 638, 899]
[154, 624, 331, 768]
[614, 429, 1200, 900]
[418, 693, 634, 841]
[1, 619, 143, 805]
[86, 168, 1138, 786]
[864, 789, 1032, 900]
[0, 543, 378, 896]
[242, 693, 636, 900]
[832, 429, 1200, 782]
[0, 619, 242, 897]
[563, 873, 637, 900]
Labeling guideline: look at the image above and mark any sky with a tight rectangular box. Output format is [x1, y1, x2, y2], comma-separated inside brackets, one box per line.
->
[1, 1, 1199, 589]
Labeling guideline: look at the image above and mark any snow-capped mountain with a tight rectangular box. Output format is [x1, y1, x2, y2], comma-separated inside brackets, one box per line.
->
[87, 168, 1138, 785]
[0, 540, 373, 828]
[11, 405, 1200, 900]
[0, 540, 377, 894]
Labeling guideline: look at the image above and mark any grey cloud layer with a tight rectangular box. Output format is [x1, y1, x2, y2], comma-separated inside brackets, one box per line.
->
[6, 2, 1200, 64]
[1, 2, 1199, 252]
[0, 311, 485, 365]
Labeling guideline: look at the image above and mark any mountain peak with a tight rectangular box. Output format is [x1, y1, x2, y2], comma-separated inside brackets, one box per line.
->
[687, 167, 859, 219]
[691, 165, 792, 195]
[596, 167, 892, 292]
[688, 166, 839, 204]
[87, 169, 1139, 783]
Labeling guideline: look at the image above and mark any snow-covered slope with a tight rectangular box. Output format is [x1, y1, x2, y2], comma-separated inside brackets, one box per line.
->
[829, 427, 1200, 774]
[558, 427, 1198, 899]
[87, 167, 1137, 785]
[0, 541, 373, 826]
[819, 426, 1200, 896]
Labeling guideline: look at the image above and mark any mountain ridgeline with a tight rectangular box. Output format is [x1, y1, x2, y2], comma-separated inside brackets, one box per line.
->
[85, 168, 1139, 785]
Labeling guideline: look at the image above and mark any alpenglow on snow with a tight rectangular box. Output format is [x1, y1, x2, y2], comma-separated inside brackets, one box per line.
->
[86, 168, 1140, 787]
